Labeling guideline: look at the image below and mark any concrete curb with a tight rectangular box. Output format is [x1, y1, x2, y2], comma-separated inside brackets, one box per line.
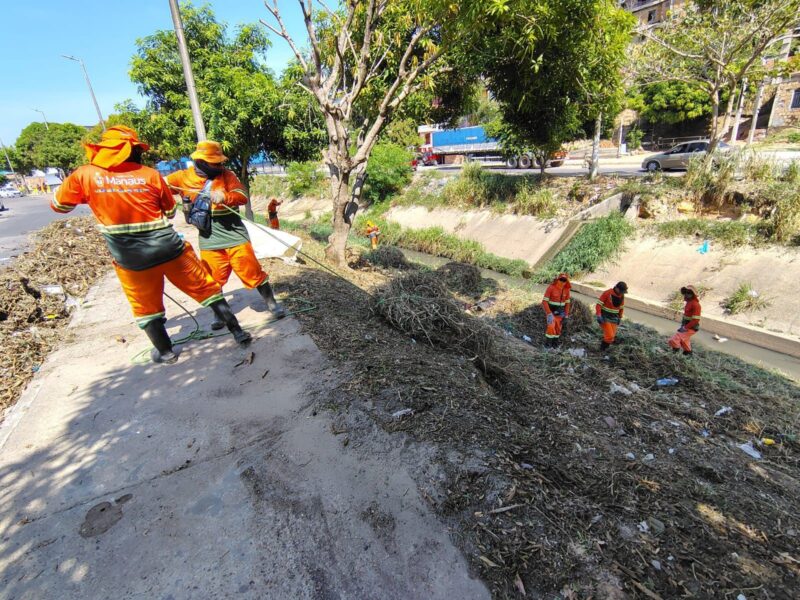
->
[571, 282, 800, 359]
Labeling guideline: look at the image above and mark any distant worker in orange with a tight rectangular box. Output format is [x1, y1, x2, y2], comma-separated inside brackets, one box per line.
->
[167, 141, 286, 329]
[542, 272, 571, 348]
[596, 281, 627, 351]
[669, 285, 701, 356]
[366, 221, 380, 250]
[267, 197, 282, 229]
[51, 126, 250, 364]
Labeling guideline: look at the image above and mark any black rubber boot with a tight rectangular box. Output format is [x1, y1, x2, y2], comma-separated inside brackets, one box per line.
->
[143, 318, 179, 364]
[683, 350, 693, 356]
[210, 300, 252, 346]
[210, 317, 225, 331]
[672, 347, 681, 353]
[600, 341, 611, 352]
[257, 281, 286, 319]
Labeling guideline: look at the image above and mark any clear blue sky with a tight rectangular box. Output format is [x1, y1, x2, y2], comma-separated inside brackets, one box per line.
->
[0, 0, 307, 147]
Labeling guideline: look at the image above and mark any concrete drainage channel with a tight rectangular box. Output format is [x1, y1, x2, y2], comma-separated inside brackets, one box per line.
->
[399, 248, 800, 381]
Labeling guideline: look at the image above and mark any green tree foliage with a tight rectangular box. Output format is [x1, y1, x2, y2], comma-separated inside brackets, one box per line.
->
[469, 0, 634, 173]
[128, 1, 306, 216]
[629, 81, 712, 125]
[13, 122, 87, 174]
[635, 0, 800, 150]
[364, 143, 413, 203]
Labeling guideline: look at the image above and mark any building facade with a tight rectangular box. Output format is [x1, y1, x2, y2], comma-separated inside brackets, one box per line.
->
[621, 0, 685, 27]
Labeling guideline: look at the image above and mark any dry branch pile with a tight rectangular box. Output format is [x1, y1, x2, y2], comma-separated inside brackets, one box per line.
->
[274, 248, 800, 600]
[0, 217, 108, 411]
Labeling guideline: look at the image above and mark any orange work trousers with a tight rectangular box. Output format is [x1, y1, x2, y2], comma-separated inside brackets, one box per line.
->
[668, 329, 697, 352]
[545, 315, 564, 340]
[601, 321, 619, 344]
[114, 242, 223, 329]
[200, 241, 268, 289]
[269, 215, 280, 230]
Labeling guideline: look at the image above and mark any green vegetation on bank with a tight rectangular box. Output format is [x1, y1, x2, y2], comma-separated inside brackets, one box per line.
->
[653, 218, 765, 248]
[535, 213, 634, 282]
[723, 282, 771, 315]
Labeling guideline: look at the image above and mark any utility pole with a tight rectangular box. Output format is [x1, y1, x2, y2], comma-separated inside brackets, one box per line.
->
[32, 109, 50, 130]
[168, 0, 206, 141]
[0, 136, 25, 190]
[62, 55, 106, 131]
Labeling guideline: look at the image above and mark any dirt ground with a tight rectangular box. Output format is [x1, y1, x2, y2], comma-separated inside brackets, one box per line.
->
[269, 240, 800, 599]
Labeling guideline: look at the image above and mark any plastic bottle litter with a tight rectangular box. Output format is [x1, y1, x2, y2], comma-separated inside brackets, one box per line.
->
[656, 377, 679, 387]
[610, 382, 633, 396]
[568, 348, 586, 358]
[643, 453, 655, 462]
[714, 406, 733, 417]
[41, 284, 65, 296]
[521, 335, 533, 344]
[738, 442, 762, 460]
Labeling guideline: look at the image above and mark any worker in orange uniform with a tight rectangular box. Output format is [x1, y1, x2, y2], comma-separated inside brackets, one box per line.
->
[167, 141, 285, 329]
[51, 126, 250, 364]
[267, 197, 282, 229]
[366, 221, 381, 250]
[596, 281, 628, 351]
[668, 285, 701, 356]
[542, 272, 571, 348]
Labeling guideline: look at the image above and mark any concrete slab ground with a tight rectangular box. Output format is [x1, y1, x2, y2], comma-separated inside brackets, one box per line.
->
[0, 265, 487, 599]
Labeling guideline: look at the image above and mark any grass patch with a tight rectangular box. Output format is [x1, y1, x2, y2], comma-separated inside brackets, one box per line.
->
[250, 174, 287, 198]
[514, 185, 558, 218]
[440, 162, 539, 209]
[722, 282, 771, 315]
[535, 213, 634, 282]
[653, 218, 764, 248]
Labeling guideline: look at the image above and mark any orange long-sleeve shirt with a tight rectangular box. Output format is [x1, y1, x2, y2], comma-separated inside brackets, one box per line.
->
[165, 166, 248, 215]
[596, 288, 625, 323]
[682, 297, 701, 330]
[542, 281, 571, 316]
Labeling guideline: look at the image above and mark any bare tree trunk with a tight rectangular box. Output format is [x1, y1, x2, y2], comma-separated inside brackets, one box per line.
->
[710, 89, 721, 147]
[730, 79, 747, 144]
[589, 112, 602, 181]
[240, 160, 254, 221]
[325, 163, 352, 266]
[717, 89, 737, 145]
[747, 82, 765, 146]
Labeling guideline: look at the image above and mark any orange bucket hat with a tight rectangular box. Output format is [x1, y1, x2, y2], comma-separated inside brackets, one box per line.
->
[84, 126, 149, 169]
[191, 140, 228, 164]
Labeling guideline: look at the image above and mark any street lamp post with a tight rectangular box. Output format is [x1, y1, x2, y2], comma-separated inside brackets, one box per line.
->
[32, 109, 50, 130]
[0, 136, 25, 190]
[61, 54, 106, 131]
[168, 0, 206, 141]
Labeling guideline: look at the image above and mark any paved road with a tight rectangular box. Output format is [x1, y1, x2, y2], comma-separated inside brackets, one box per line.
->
[420, 158, 665, 178]
[0, 194, 90, 265]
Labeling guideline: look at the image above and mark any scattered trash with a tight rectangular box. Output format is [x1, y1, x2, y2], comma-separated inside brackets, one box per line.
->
[737, 595, 747, 600]
[41, 284, 64, 296]
[643, 453, 655, 462]
[610, 382, 632, 396]
[713, 334, 729, 343]
[738, 442, 762, 460]
[668, 448, 676, 455]
[567, 348, 586, 358]
[651, 560, 662, 571]
[761, 437, 776, 446]
[519, 463, 534, 470]
[521, 335, 533, 344]
[604, 416, 617, 428]
[628, 382, 642, 393]
[701, 429, 711, 438]
[392, 408, 414, 419]
[697, 240, 710, 255]
[656, 377, 679, 387]
[625, 452, 636, 461]
[472, 297, 497, 312]
[638, 521, 650, 533]
[31, 365, 40, 373]
[513, 573, 526, 596]
[714, 406, 733, 417]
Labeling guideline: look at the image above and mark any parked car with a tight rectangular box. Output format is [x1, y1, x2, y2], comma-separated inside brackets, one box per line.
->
[642, 140, 731, 172]
[0, 186, 22, 198]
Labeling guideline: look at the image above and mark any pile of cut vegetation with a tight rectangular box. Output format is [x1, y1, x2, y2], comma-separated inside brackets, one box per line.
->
[270, 244, 800, 599]
[0, 217, 108, 411]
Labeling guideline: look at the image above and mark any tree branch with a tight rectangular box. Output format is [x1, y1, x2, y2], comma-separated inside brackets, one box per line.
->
[261, 1, 308, 72]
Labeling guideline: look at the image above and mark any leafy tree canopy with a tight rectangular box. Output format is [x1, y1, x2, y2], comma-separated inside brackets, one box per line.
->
[13, 122, 87, 174]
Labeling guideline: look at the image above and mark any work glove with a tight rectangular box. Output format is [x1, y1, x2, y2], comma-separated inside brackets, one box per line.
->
[596, 316, 604, 325]
[210, 190, 227, 205]
[546, 313, 555, 325]
[678, 326, 687, 333]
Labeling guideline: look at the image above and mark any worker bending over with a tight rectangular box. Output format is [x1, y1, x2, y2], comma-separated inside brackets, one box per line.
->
[669, 285, 701, 356]
[366, 221, 381, 250]
[596, 281, 627, 351]
[52, 126, 250, 364]
[542, 272, 571, 348]
[167, 141, 286, 329]
[267, 197, 282, 229]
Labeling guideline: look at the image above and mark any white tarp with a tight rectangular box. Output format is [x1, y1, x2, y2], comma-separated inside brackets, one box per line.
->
[244, 221, 303, 260]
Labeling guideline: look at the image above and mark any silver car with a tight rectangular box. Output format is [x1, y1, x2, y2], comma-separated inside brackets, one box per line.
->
[642, 140, 730, 172]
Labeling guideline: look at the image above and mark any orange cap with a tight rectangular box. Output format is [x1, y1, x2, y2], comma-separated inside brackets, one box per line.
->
[191, 140, 228, 163]
[84, 125, 150, 169]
